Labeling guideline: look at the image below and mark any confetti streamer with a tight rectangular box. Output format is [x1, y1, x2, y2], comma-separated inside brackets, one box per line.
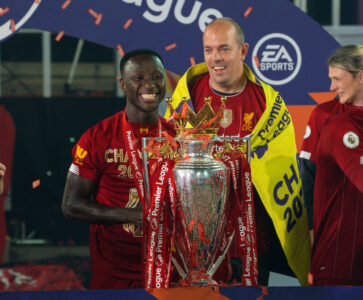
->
[88, 8, 98, 18]
[190, 56, 196, 66]
[32, 179, 40, 189]
[243, 6, 253, 18]
[165, 43, 177, 51]
[187, 219, 196, 234]
[117, 44, 125, 56]
[10, 19, 15, 33]
[254, 55, 260, 68]
[61, 0, 71, 10]
[95, 14, 103, 25]
[55, 30, 65, 42]
[123, 18, 133, 30]
[0, 7, 10, 17]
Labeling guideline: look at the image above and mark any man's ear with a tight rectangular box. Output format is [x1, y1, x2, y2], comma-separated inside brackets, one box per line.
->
[119, 78, 126, 92]
[359, 70, 363, 83]
[241, 43, 249, 61]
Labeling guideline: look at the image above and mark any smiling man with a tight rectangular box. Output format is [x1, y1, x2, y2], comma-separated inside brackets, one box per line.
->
[166, 18, 310, 286]
[61, 49, 174, 289]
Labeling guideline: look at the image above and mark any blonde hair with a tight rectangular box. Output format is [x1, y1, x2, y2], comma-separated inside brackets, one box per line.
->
[328, 44, 363, 76]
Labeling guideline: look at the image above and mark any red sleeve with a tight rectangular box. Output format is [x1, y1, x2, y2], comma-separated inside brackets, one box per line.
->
[70, 128, 102, 181]
[300, 106, 321, 161]
[325, 116, 363, 192]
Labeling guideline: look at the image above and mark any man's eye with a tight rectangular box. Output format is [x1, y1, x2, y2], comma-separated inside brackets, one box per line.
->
[204, 49, 211, 53]
[153, 75, 163, 80]
[222, 48, 229, 52]
[134, 76, 143, 81]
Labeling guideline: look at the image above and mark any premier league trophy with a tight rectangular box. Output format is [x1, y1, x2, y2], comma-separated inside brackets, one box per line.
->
[142, 97, 254, 288]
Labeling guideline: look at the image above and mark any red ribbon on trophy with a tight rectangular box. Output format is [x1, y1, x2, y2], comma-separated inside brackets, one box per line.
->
[219, 150, 258, 286]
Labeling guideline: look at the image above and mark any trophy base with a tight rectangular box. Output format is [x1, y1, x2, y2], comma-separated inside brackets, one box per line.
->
[176, 270, 218, 287]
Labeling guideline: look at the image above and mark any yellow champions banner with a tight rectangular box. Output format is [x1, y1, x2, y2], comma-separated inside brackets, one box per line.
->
[165, 62, 311, 286]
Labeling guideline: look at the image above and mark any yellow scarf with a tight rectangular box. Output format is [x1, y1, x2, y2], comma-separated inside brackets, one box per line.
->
[166, 62, 311, 286]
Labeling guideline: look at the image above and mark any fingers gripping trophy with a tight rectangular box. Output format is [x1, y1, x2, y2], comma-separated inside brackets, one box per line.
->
[142, 97, 258, 288]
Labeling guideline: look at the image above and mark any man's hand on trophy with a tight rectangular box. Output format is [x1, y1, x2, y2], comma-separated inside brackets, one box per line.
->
[0, 162, 6, 179]
[128, 203, 143, 227]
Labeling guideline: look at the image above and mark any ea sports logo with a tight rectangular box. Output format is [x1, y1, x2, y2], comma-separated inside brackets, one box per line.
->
[252, 33, 302, 85]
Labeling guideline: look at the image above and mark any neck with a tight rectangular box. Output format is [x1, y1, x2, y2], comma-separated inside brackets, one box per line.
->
[210, 75, 247, 94]
[126, 106, 159, 125]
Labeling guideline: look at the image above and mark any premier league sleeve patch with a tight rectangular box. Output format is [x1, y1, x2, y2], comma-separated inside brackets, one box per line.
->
[343, 131, 359, 149]
[303, 125, 311, 139]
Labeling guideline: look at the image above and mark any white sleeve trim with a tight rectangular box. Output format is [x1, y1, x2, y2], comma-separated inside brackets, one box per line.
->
[69, 163, 80, 176]
[299, 151, 311, 160]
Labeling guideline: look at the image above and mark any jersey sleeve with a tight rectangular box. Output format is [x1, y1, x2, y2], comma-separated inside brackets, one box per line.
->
[300, 107, 321, 162]
[326, 117, 363, 192]
[69, 128, 102, 181]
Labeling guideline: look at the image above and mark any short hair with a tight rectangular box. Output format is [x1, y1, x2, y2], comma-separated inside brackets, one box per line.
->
[328, 44, 363, 76]
[206, 17, 245, 45]
[120, 49, 164, 76]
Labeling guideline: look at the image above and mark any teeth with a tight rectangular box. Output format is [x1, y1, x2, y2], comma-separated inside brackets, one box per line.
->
[141, 94, 157, 99]
[214, 66, 225, 70]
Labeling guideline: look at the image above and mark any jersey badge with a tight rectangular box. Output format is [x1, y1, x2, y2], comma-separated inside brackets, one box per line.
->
[343, 131, 359, 149]
[241, 112, 254, 131]
[140, 127, 149, 134]
[220, 109, 232, 128]
[75, 145, 88, 165]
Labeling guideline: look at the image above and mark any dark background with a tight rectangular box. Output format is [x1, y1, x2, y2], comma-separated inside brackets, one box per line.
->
[1, 97, 126, 244]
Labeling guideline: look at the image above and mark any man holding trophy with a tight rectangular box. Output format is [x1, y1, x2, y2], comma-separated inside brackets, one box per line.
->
[165, 17, 311, 286]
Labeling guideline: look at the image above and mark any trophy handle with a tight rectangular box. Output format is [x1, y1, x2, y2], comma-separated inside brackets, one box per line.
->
[206, 231, 235, 277]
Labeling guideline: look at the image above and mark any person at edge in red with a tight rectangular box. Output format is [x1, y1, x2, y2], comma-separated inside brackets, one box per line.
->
[299, 45, 363, 243]
[0, 163, 5, 196]
[61, 49, 175, 289]
[312, 109, 363, 286]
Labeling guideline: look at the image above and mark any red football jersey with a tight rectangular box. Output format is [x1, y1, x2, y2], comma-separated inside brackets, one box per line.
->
[189, 74, 270, 256]
[70, 111, 174, 281]
[312, 110, 363, 282]
[300, 99, 361, 162]
[190, 74, 266, 137]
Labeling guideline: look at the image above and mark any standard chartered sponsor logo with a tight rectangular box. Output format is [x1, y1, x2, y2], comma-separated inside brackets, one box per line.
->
[121, 0, 222, 32]
[252, 33, 302, 85]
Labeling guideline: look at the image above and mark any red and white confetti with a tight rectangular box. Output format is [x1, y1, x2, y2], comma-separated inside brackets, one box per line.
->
[123, 18, 133, 30]
[165, 43, 177, 51]
[55, 30, 65, 42]
[61, 0, 71, 10]
[253, 55, 260, 68]
[243, 6, 253, 18]
[0, 7, 10, 17]
[117, 43, 125, 56]
[32, 179, 40, 189]
[10, 19, 16, 32]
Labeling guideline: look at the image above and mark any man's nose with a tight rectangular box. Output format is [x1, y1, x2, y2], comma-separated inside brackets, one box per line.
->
[330, 81, 336, 91]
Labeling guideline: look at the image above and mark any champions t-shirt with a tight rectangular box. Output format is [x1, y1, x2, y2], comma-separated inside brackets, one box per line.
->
[69, 111, 174, 280]
[312, 110, 363, 281]
[189, 74, 270, 255]
[300, 99, 361, 162]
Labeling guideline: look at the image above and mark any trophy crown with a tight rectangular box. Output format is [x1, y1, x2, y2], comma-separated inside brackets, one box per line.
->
[166, 96, 227, 137]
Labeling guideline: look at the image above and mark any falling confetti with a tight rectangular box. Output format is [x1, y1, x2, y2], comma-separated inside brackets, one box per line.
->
[123, 18, 133, 30]
[0, 7, 10, 17]
[61, 0, 71, 10]
[117, 44, 125, 56]
[243, 6, 253, 18]
[10, 19, 16, 32]
[165, 43, 177, 51]
[254, 55, 260, 68]
[55, 30, 65, 42]
[32, 179, 41, 189]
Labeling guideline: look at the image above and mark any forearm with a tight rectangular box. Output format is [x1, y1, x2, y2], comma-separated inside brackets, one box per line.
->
[62, 199, 142, 225]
